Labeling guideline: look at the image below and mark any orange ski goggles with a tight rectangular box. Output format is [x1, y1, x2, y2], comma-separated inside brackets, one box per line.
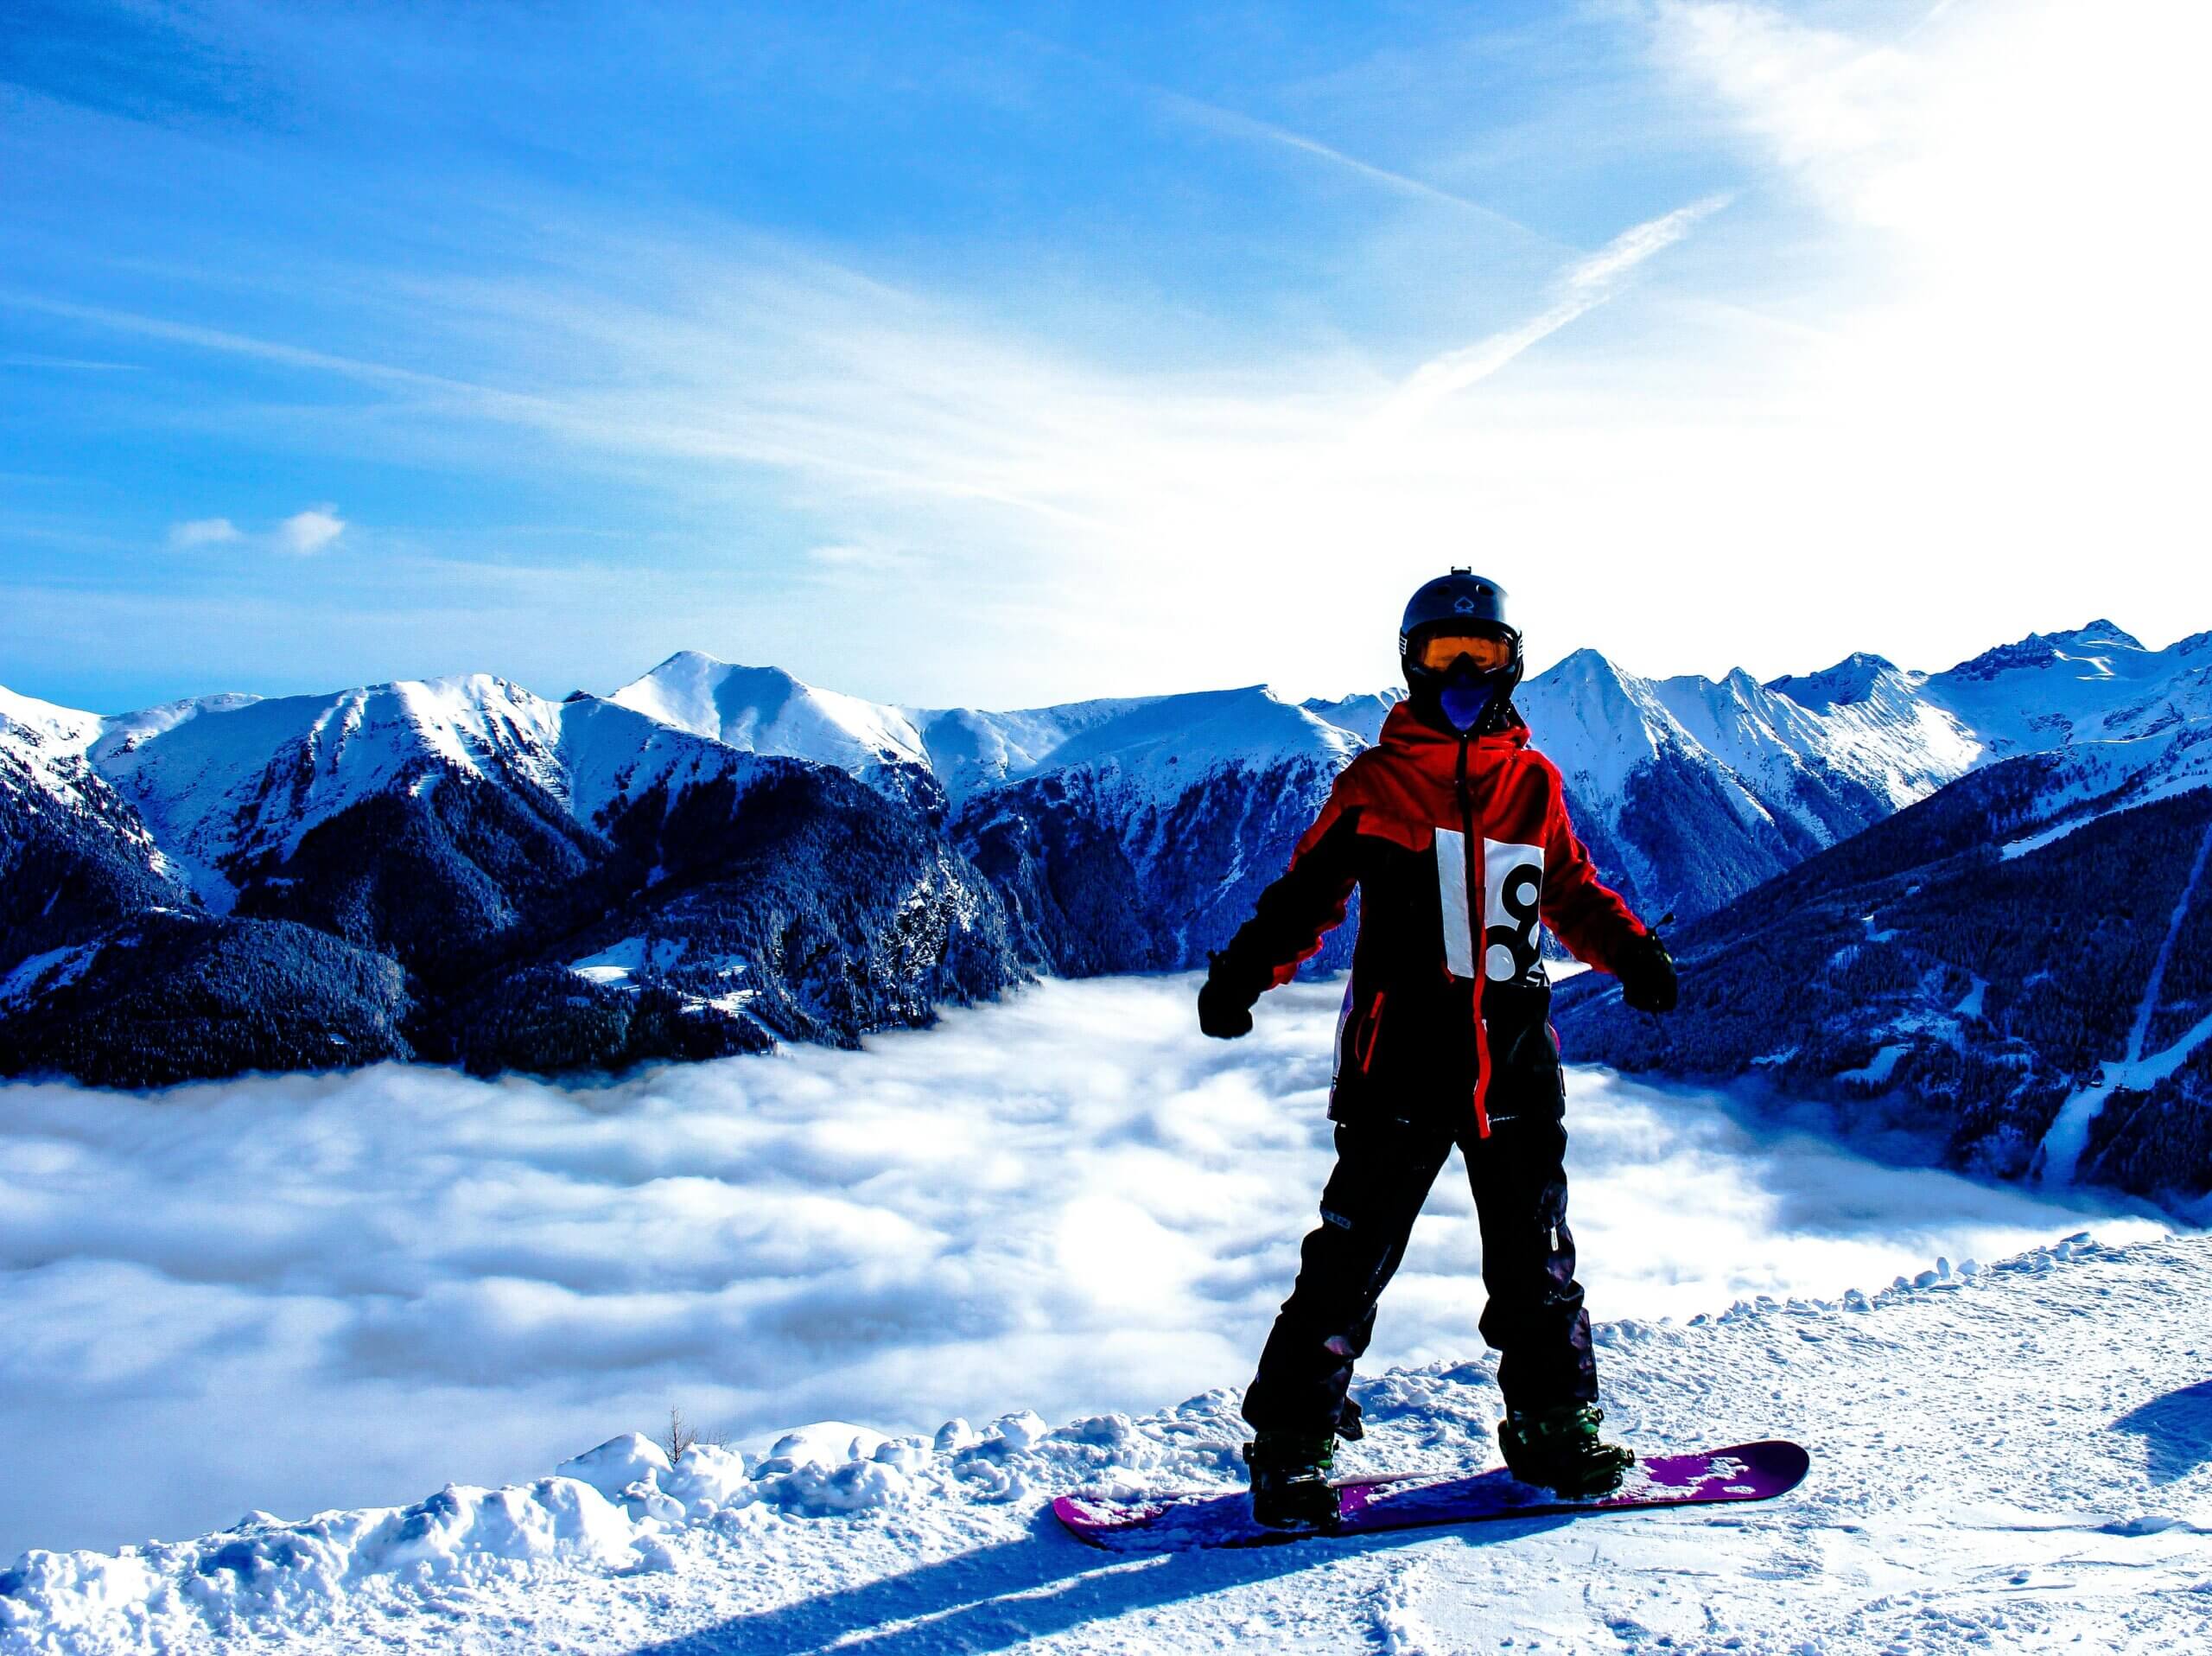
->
[1415, 631, 1514, 671]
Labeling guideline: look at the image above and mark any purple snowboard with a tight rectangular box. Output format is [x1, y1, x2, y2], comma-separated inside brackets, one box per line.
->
[1052, 1440, 1809, 1551]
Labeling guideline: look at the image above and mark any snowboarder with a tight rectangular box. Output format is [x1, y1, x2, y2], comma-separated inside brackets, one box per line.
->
[1198, 570, 1680, 1531]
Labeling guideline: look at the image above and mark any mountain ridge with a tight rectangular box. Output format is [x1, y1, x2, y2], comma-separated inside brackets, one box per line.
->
[6, 614, 2209, 1204]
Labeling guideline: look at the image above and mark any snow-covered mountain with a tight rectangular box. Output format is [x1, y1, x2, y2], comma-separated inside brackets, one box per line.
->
[604, 642, 1967, 945]
[947, 685, 1363, 976]
[1918, 620, 2210, 753]
[618, 625, 2212, 941]
[84, 677, 570, 904]
[0, 676, 1020, 1084]
[611, 653, 1369, 977]
[615, 650, 1358, 812]
[1510, 621, 2210, 920]
[0, 689, 188, 989]
[611, 653, 949, 818]
[5, 1231, 2202, 1653]
[4, 617, 2207, 1106]
[0, 686, 179, 889]
[1555, 624, 2212, 1203]
[1298, 688, 1403, 744]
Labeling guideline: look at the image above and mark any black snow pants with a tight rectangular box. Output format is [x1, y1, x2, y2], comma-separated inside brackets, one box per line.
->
[1242, 1101, 1596, 1436]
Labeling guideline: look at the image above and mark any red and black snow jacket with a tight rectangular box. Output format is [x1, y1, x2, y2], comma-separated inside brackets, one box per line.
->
[1210, 698, 1649, 1137]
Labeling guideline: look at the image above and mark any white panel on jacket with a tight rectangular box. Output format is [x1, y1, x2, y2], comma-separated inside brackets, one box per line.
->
[1482, 838, 1545, 983]
[1434, 825, 1475, 978]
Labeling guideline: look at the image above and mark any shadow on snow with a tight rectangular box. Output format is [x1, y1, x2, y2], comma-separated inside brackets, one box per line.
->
[2113, 1379, 2212, 1483]
[621, 1506, 1575, 1655]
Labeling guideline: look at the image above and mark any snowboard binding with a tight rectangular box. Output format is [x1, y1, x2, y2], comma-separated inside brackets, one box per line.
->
[1497, 1403, 1636, 1497]
[1241, 1431, 1341, 1532]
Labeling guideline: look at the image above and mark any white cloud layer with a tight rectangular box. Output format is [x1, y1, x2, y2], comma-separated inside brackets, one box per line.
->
[0, 973, 2162, 1561]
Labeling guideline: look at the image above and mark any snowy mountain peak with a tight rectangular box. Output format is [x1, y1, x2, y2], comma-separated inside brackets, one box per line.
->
[1763, 652, 1904, 710]
[78, 676, 572, 906]
[0, 686, 167, 875]
[1031, 683, 1358, 778]
[1516, 650, 1688, 815]
[1529, 646, 1661, 722]
[1300, 688, 1404, 746]
[1942, 620, 2149, 683]
[1514, 642, 1983, 852]
[912, 684, 1361, 828]
[612, 652, 932, 778]
[2069, 620, 2144, 650]
[1918, 619, 2204, 763]
[0, 685, 103, 746]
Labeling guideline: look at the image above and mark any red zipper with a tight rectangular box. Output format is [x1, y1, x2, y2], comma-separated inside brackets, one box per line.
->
[1357, 990, 1387, 1073]
[1459, 732, 1493, 1140]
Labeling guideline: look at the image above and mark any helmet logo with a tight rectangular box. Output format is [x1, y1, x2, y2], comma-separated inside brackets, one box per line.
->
[1453, 596, 1478, 614]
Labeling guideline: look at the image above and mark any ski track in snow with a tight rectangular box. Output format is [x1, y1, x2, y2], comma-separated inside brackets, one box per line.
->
[5, 1234, 2210, 1653]
[2123, 815, 2212, 1068]
[2040, 812, 2212, 1181]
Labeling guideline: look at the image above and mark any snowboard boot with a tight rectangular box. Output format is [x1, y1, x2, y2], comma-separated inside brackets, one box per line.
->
[1242, 1430, 1339, 1531]
[1497, 1403, 1635, 1497]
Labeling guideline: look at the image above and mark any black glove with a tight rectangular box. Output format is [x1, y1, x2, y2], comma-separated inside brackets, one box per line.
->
[1616, 928, 1678, 1014]
[1198, 956, 1256, 1039]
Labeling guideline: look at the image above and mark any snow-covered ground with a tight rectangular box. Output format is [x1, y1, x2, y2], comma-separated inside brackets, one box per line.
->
[0, 975, 2168, 1573]
[9, 1232, 2208, 1651]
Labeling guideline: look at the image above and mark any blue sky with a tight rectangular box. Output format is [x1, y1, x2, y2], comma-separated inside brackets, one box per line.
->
[3, 0, 2206, 712]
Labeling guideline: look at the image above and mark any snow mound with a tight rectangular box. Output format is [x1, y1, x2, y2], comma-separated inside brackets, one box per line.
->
[0, 1401, 1230, 1648]
[8, 1231, 2210, 1653]
[0, 1477, 645, 1642]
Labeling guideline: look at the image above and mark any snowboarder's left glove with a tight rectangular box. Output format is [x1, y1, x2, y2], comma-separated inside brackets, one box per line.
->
[1616, 928, 1678, 1014]
[1198, 953, 1256, 1039]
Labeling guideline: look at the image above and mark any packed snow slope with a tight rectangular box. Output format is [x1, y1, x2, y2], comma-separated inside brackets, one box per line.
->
[6, 1231, 2209, 1653]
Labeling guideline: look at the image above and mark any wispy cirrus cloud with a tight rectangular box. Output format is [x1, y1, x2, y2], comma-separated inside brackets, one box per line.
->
[0, 353, 143, 372]
[1014, 29, 1554, 243]
[167, 517, 240, 549]
[4, 1, 2203, 714]
[1141, 82, 1546, 239]
[17, 188, 1731, 704]
[1371, 194, 1730, 434]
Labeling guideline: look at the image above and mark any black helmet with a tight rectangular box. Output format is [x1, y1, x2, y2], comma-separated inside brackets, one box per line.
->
[1399, 568, 1523, 735]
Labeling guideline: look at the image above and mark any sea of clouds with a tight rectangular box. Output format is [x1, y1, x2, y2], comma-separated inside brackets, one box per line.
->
[0, 971, 2170, 1559]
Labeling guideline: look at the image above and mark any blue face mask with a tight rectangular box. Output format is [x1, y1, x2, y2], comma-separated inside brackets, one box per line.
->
[1439, 661, 1495, 732]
